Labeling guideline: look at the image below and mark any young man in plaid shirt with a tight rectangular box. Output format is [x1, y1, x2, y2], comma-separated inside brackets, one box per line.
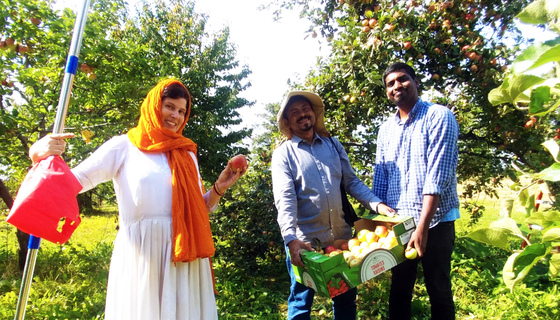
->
[373, 62, 460, 320]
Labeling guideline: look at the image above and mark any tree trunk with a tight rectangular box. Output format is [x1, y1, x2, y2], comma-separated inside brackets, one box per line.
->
[0, 178, 29, 271]
[77, 192, 93, 214]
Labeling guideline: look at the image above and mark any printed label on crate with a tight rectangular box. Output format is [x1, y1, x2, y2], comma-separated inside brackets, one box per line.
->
[403, 218, 415, 230]
[359, 249, 398, 282]
[399, 229, 413, 246]
[302, 272, 317, 291]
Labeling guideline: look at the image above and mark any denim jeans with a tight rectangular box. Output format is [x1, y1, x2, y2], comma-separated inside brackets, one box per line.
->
[285, 246, 357, 320]
[389, 221, 456, 320]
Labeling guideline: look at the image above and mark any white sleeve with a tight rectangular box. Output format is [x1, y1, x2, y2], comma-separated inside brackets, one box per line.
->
[71, 135, 128, 193]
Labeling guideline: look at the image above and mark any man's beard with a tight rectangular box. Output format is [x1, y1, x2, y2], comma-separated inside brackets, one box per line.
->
[298, 115, 313, 131]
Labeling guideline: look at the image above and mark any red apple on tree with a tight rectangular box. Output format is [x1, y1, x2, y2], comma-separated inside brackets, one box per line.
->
[230, 154, 247, 172]
[403, 41, 412, 50]
[5, 38, 15, 47]
[30, 17, 41, 26]
[80, 63, 93, 73]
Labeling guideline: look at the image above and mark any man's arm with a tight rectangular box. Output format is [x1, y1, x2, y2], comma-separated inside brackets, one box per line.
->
[270, 146, 311, 267]
[332, 138, 389, 212]
[411, 107, 459, 256]
[407, 194, 439, 257]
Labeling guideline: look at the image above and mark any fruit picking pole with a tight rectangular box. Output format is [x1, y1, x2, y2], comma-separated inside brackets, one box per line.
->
[14, 0, 91, 319]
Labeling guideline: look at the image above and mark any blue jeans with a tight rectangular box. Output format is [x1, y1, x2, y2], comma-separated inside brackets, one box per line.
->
[389, 221, 456, 320]
[285, 246, 357, 320]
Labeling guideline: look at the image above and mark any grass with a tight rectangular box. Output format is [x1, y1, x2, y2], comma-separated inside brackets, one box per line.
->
[1, 196, 559, 319]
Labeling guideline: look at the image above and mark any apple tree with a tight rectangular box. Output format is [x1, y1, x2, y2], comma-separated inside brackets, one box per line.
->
[0, 0, 252, 267]
[468, 0, 560, 292]
[211, 102, 284, 271]
[266, 0, 559, 224]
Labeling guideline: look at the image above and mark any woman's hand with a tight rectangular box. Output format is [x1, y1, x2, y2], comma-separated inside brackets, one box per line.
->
[29, 133, 75, 164]
[214, 160, 248, 194]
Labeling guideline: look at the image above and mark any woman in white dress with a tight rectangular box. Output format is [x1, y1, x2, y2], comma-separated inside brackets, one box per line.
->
[29, 78, 246, 320]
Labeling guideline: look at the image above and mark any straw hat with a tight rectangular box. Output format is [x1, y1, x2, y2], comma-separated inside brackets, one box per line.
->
[277, 91, 330, 139]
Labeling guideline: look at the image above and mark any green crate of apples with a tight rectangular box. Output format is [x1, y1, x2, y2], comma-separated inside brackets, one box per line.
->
[292, 214, 416, 298]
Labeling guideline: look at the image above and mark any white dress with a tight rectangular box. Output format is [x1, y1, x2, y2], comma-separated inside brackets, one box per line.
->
[71, 135, 218, 320]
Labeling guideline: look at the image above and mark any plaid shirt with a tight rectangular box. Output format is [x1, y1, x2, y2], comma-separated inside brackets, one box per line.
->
[372, 99, 459, 227]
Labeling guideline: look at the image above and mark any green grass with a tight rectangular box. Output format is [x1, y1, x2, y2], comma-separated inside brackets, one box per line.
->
[1, 198, 559, 319]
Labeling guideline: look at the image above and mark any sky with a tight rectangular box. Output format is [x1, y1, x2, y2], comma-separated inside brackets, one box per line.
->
[55, 0, 329, 139]
[193, 1, 329, 134]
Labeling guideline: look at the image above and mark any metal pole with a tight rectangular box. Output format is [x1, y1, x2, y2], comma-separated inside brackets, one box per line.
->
[14, 1, 91, 319]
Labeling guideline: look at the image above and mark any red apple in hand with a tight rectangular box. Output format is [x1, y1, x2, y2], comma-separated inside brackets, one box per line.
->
[230, 154, 247, 172]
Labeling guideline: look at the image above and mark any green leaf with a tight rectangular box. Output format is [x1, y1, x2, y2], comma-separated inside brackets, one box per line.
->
[525, 194, 536, 216]
[511, 38, 560, 73]
[467, 228, 511, 250]
[490, 217, 525, 239]
[542, 139, 560, 163]
[529, 86, 550, 114]
[535, 163, 560, 181]
[503, 252, 521, 290]
[550, 253, 560, 277]
[503, 244, 549, 292]
[488, 74, 545, 105]
[518, 188, 529, 206]
[516, 0, 560, 26]
[542, 227, 560, 242]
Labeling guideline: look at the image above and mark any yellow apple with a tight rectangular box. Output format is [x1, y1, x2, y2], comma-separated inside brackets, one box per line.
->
[348, 258, 360, 268]
[365, 231, 378, 244]
[368, 242, 380, 250]
[329, 250, 341, 257]
[348, 238, 361, 250]
[374, 225, 389, 238]
[386, 236, 398, 248]
[344, 252, 355, 263]
[351, 245, 362, 256]
[357, 229, 370, 242]
[405, 248, 418, 259]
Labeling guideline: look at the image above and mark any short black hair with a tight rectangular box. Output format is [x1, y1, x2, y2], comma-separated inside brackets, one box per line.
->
[283, 96, 312, 120]
[162, 82, 190, 104]
[382, 62, 417, 87]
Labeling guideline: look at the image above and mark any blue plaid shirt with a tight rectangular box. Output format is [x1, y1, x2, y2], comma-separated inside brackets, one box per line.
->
[372, 99, 459, 227]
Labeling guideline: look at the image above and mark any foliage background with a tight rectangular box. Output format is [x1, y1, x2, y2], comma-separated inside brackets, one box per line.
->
[1, 0, 560, 319]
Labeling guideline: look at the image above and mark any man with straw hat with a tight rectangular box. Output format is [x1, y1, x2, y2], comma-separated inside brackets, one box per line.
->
[271, 91, 395, 319]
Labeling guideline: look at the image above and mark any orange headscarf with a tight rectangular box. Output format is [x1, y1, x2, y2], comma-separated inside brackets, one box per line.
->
[127, 78, 215, 262]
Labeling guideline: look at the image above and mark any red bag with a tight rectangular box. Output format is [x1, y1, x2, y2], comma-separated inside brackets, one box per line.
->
[7, 155, 82, 244]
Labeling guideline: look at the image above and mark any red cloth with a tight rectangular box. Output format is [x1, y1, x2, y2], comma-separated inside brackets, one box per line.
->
[7, 155, 82, 244]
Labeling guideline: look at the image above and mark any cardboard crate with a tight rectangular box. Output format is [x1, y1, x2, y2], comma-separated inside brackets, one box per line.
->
[292, 214, 416, 298]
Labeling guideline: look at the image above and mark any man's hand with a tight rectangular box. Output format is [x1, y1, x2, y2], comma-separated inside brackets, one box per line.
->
[287, 239, 313, 268]
[407, 227, 429, 257]
[377, 203, 396, 217]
